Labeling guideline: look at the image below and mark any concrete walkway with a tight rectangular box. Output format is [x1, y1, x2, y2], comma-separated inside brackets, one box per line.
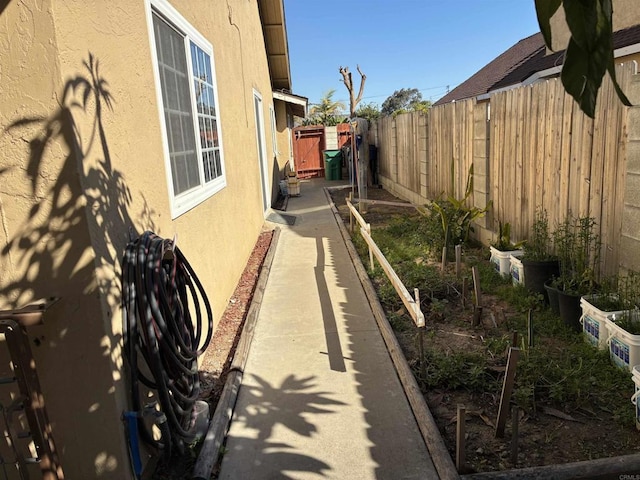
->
[218, 178, 438, 480]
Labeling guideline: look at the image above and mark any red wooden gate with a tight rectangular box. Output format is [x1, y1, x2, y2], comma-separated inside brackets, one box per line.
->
[293, 125, 325, 178]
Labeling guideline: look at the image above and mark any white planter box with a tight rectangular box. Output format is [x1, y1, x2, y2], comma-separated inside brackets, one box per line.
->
[580, 295, 624, 349]
[607, 317, 640, 372]
[489, 247, 523, 278]
[631, 365, 640, 430]
[509, 255, 525, 285]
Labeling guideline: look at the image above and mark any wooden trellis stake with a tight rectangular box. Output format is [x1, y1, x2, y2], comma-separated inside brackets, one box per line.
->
[495, 347, 520, 438]
[462, 277, 467, 308]
[456, 404, 466, 472]
[511, 406, 519, 465]
[441, 247, 447, 272]
[415, 288, 426, 367]
[471, 266, 482, 326]
[367, 223, 374, 271]
[455, 245, 462, 279]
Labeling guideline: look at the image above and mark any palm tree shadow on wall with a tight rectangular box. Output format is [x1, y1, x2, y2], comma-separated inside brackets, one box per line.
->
[1, 53, 157, 475]
[4, 52, 157, 310]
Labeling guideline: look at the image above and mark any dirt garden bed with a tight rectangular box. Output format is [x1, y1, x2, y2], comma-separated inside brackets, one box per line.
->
[329, 186, 640, 475]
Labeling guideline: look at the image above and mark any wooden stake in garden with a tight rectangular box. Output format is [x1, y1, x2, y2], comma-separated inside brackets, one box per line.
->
[367, 223, 374, 271]
[441, 247, 447, 272]
[462, 277, 467, 308]
[511, 406, 519, 465]
[456, 404, 466, 472]
[455, 245, 462, 279]
[527, 309, 534, 348]
[496, 347, 520, 438]
[471, 266, 482, 326]
[415, 288, 426, 368]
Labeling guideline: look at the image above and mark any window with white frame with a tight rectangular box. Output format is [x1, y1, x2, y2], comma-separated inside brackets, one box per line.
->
[147, 0, 225, 217]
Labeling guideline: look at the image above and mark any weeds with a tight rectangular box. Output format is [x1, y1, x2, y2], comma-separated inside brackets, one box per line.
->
[346, 197, 636, 430]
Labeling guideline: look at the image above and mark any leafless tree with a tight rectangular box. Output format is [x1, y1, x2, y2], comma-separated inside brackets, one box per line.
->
[339, 65, 367, 118]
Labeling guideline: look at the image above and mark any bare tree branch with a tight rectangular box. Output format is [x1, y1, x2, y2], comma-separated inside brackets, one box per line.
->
[354, 65, 367, 114]
[340, 65, 367, 118]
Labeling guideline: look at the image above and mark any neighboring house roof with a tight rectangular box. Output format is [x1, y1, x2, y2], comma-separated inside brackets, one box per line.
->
[436, 24, 640, 105]
[434, 33, 545, 106]
[492, 24, 640, 91]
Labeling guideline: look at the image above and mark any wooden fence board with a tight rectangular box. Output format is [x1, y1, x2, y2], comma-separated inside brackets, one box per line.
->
[373, 64, 633, 277]
[560, 89, 574, 217]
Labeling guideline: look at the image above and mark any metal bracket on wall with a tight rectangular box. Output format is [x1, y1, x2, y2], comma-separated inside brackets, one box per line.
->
[0, 298, 64, 480]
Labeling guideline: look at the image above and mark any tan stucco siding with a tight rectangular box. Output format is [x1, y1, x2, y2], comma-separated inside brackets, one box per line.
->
[0, 1, 128, 478]
[1, 0, 284, 478]
[275, 101, 293, 170]
[550, 0, 640, 52]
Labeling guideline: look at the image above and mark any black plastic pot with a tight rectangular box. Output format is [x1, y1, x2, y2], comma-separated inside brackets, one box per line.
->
[544, 280, 560, 314]
[557, 289, 582, 332]
[522, 259, 560, 300]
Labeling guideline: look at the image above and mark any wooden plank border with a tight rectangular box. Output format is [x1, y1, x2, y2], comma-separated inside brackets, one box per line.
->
[347, 198, 425, 328]
[359, 226, 425, 328]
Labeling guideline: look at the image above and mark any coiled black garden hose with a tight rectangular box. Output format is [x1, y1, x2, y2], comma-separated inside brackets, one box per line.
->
[122, 231, 213, 457]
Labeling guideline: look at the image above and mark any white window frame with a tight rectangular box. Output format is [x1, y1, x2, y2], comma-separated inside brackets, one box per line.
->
[145, 0, 226, 219]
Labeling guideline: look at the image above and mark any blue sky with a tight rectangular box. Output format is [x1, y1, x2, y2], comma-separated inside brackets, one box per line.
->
[285, 0, 541, 108]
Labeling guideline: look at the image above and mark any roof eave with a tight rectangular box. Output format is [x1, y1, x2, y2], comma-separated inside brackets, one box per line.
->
[258, 0, 292, 91]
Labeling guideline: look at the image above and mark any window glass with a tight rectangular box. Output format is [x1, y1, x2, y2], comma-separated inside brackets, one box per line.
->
[150, 5, 226, 215]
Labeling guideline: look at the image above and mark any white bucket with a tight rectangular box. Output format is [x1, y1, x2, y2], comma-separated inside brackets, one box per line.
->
[510, 255, 525, 286]
[189, 400, 210, 441]
[607, 318, 640, 372]
[490, 247, 523, 278]
[631, 365, 640, 430]
[580, 295, 624, 349]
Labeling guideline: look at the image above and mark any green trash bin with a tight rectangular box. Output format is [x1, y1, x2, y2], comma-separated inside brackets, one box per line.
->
[323, 150, 342, 180]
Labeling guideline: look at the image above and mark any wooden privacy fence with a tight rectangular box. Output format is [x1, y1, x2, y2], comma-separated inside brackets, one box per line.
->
[373, 62, 636, 276]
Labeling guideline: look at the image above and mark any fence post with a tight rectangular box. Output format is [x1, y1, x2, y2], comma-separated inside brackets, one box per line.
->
[367, 223, 374, 271]
[348, 192, 353, 233]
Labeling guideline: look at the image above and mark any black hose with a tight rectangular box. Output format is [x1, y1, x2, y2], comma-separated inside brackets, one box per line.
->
[122, 231, 213, 456]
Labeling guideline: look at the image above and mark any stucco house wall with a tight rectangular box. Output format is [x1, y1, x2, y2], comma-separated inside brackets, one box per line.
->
[0, 0, 292, 477]
[549, 0, 640, 52]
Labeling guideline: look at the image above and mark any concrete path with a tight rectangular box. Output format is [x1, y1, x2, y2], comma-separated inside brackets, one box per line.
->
[218, 178, 437, 480]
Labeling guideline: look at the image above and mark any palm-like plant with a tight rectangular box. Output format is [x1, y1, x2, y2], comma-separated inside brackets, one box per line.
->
[309, 90, 345, 125]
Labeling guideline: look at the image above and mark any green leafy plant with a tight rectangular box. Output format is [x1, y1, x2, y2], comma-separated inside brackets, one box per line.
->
[587, 275, 627, 312]
[428, 166, 490, 256]
[492, 221, 525, 251]
[553, 215, 600, 295]
[523, 208, 554, 261]
[611, 271, 640, 334]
